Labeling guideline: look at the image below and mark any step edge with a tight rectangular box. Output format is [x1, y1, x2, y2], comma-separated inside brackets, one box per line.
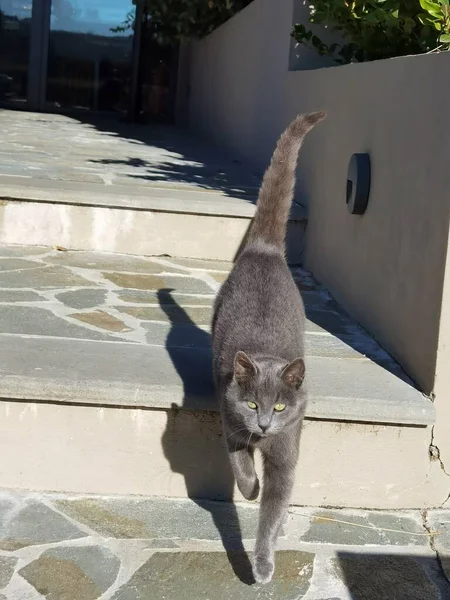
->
[0, 376, 435, 427]
[0, 181, 307, 221]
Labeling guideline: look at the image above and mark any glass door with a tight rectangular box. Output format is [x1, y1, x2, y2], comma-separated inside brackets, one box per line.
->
[136, 12, 179, 123]
[46, 0, 135, 113]
[0, 1, 178, 119]
[0, 1, 33, 107]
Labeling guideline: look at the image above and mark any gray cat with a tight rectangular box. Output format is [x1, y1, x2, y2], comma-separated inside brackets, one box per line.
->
[212, 112, 326, 584]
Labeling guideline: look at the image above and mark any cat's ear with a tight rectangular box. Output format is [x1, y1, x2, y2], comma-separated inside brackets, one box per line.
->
[281, 358, 305, 389]
[234, 351, 257, 383]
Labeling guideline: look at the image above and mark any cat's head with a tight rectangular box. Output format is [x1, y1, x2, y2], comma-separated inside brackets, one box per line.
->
[225, 351, 306, 437]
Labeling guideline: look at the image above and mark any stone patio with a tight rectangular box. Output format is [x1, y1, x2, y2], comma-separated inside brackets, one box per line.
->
[0, 243, 441, 508]
[0, 490, 448, 599]
[0, 109, 447, 598]
[0, 243, 430, 426]
[0, 110, 310, 262]
[0, 110, 260, 210]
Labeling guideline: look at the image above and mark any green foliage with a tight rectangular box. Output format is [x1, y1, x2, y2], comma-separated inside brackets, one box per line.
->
[291, 0, 450, 64]
[112, 0, 253, 43]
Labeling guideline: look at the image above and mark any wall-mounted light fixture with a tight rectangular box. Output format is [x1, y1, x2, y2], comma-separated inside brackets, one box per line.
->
[346, 153, 371, 215]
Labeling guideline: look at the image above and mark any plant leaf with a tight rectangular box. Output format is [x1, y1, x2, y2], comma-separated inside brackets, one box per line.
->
[419, 0, 442, 17]
[420, 0, 441, 10]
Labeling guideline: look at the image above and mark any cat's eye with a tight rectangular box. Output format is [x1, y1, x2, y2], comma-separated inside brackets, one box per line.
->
[274, 403, 286, 412]
[248, 401, 257, 410]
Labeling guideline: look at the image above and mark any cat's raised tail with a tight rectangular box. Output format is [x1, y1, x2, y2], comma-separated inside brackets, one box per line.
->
[247, 111, 327, 251]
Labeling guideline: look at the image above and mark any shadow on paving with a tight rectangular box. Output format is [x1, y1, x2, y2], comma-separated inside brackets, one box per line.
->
[108, 551, 450, 598]
[73, 114, 260, 203]
[336, 552, 450, 600]
[301, 286, 413, 386]
[158, 288, 255, 586]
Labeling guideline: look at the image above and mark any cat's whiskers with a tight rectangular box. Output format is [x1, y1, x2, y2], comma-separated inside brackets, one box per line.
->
[226, 426, 249, 440]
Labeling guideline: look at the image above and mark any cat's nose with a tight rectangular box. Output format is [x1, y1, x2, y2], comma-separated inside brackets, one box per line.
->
[258, 416, 271, 433]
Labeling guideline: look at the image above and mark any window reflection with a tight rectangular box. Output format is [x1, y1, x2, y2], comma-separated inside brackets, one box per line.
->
[46, 0, 134, 112]
[0, 0, 32, 105]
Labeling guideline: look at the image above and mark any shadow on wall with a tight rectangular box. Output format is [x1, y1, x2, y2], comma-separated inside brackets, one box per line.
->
[158, 288, 255, 585]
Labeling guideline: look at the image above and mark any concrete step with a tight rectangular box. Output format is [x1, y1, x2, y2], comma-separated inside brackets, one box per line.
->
[1, 489, 449, 599]
[0, 110, 305, 262]
[0, 175, 306, 263]
[0, 336, 431, 426]
[0, 244, 446, 509]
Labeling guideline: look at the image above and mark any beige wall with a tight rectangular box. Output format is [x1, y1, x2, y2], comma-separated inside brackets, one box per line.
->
[188, 0, 328, 172]
[186, 0, 450, 388]
[292, 54, 450, 395]
[291, 55, 450, 478]
[185, 0, 450, 492]
[2, 400, 447, 508]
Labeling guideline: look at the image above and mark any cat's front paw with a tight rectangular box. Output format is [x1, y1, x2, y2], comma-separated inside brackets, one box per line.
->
[252, 555, 274, 584]
[238, 475, 260, 501]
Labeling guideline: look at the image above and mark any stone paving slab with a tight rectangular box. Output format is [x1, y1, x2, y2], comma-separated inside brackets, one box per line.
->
[0, 245, 432, 425]
[0, 499, 87, 551]
[333, 554, 448, 600]
[0, 245, 48, 258]
[427, 510, 450, 582]
[0, 490, 449, 599]
[0, 305, 123, 341]
[111, 551, 315, 599]
[296, 508, 428, 547]
[0, 265, 96, 289]
[19, 546, 121, 600]
[55, 497, 260, 541]
[0, 557, 17, 588]
[101, 271, 214, 294]
[0, 335, 432, 424]
[0, 110, 298, 220]
[0, 175, 270, 219]
[0, 111, 262, 195]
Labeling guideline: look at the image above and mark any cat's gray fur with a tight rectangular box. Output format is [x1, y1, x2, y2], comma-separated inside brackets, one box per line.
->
[212, 112, 326, 584]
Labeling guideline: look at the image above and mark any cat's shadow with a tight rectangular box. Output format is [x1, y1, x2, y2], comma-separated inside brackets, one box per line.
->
[158, 288, 255, 585]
